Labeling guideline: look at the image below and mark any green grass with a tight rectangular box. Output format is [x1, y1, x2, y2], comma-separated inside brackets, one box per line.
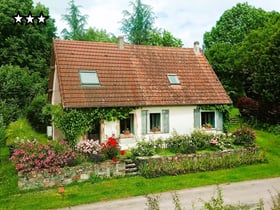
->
[0, 129, 279, 209]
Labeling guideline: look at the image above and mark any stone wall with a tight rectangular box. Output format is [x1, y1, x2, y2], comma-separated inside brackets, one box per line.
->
[18, 160, 126, 190]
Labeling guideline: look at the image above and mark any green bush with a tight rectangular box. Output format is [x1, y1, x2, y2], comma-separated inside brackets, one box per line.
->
[26, 94, 51, 133]
[131, 140, 156, 157]
[138, 148, 267, 178]
[165, 134, 196, 154]
[233, 127, 256, 147]
[190, 130, 212, 150]
[0, 116, 6, 147]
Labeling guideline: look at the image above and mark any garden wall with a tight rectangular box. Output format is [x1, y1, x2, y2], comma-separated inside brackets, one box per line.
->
[18, 161, 125, 190]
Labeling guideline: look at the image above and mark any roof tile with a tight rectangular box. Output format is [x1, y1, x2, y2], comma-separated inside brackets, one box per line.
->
[49, 40, 232, 107]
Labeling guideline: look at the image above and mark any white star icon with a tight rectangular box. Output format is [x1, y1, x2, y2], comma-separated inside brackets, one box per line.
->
[13, 12, 23, 24]
[37, 12, 48, 24]
[25, 12, 34, 25]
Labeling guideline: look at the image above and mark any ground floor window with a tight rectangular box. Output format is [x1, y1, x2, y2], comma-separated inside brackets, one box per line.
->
[150, 113, 161, 132]
[120, 114, 134, 134]
[201, 111, 215, 128]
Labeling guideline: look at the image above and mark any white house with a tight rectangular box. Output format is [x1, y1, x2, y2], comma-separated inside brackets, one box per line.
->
[48, 38, 232, 148]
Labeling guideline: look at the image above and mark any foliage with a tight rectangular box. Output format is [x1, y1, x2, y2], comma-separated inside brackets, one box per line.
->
[44, 104, 135, 146]
[147, 28, 183, 47]
[9, 140, 76, 174]
[0, 0, 56, 78]
[5, 118, 48, 146]
[101, 137, 120, 161]
[121, 0, 155, 44]
[83, 27, 118, 43]
[198, 105, 232, 132]
[236, 97, 259, 118]
[203, 2, 279, 104]
[76, 139, 104, 162]
[120, 0, 183, 47]
[271, 190, 280, 210]
[138, 148, 266, 178]
[61, 0, 88, 40]
[0, 116, 6, 147]
[233, 127, 256, 147]
[0, 65, 45, 125]
[131, 140, 156, 157]
[145, 194, 160, 210]
[165, 134, 196, 154]
[26, 94, 51, 133]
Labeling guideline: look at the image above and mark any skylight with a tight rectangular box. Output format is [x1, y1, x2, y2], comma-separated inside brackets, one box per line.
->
[79, 70, 100, 86]
[167, 74, 180, 85]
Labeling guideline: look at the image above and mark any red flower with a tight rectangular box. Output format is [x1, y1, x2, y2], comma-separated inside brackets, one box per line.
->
[112, 156, 117, 162]
[120, 150, 125, 155]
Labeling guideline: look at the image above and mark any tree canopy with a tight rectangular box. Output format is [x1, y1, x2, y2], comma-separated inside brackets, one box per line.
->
[120, 0, 182, 47]
[203, 2, 280, 123]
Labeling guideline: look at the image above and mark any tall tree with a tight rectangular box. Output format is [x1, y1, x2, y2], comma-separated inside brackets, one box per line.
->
[0, 0, 56, 78]
[83, 27, 118, 43]
[61, 0, 88, 40]
[203, 3, 276, 102]
[0, 0, 56, 125]
[148, 29, 183, 47]
[121, 0, 155, 44]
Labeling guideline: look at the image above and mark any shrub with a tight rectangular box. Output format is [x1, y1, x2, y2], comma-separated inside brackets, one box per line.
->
[76, 139, 104, 162]
[237, 97, 259, 118]
[9, 140, 76, 173]
[131, 140, 156, 157]
[233, 127, 256, 147]
[189, 130, 211, 150]
[101, 137, 121, 161]
[165, 134, 196, 154]
[138, 148, 266, 178]
[26, 94, 51, 133]
[0, 117, 6, 147]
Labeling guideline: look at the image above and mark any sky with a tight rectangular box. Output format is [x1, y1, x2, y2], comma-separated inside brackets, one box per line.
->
[33, 0, 280, 47]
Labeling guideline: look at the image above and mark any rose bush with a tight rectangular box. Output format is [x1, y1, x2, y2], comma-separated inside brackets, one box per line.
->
[9, 140, 76, 173]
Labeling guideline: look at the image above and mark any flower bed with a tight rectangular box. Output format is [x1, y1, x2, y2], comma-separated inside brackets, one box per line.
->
[136, 148, 267, 178]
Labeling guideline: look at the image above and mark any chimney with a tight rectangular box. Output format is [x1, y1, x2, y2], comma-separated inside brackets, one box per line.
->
[118, 36, 124, 50]
[193, 41, 201, 55]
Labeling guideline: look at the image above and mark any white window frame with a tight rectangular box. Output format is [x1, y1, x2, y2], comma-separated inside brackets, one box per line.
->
[79, 70, 100, 86]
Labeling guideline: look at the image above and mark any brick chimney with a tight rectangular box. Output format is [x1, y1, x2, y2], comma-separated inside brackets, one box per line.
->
[118, 36, 124, 50]
[193, 41, 201, 55]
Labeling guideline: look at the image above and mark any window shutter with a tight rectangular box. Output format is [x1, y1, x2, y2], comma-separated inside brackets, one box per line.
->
[216, 111, 223, 131]
[162, 109, 169, 133]
[194, 108, 200, 128]
[141, 110, 148, 134]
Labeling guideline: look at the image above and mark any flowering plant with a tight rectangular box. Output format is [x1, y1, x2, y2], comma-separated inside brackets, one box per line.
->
[9, 140, 76, 173]
[102, 137, 121, 161]
[76, 139, 104, 162]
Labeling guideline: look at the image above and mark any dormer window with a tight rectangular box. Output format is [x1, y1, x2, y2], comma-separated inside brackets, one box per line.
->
[167, 74, 180, 85]
[79, 70, 100, 86]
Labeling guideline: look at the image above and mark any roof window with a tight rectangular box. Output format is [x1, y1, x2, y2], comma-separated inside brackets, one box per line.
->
[167, 74, 180, 85]
[79, 70, 100, 86]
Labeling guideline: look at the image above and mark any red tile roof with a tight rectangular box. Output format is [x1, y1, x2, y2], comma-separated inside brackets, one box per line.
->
[49, 40, 232, 108]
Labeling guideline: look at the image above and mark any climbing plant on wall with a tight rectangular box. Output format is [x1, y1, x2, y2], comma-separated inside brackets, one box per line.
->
[43, 104, 135, 147]
[198, 105, 232, 132]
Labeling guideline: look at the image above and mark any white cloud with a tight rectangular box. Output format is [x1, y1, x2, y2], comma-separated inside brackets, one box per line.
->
[33, 0, 280, 47]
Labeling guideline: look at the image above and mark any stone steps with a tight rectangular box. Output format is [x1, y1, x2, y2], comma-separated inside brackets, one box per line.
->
[125, 159, 138, 176]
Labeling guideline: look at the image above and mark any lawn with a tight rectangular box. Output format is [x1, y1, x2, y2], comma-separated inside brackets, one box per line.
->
[0, 129, 279, 209]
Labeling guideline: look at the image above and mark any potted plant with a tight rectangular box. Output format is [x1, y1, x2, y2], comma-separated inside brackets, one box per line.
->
[123, 128, 130, 135]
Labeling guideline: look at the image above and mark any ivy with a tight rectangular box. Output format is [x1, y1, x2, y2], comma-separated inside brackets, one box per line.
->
[43, 104, 135, 147]
[198, 105, 233, 132]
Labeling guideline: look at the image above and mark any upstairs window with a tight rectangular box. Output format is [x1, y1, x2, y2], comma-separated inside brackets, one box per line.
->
[167, 74, 180, 85]
[79, 70, 100, 86]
